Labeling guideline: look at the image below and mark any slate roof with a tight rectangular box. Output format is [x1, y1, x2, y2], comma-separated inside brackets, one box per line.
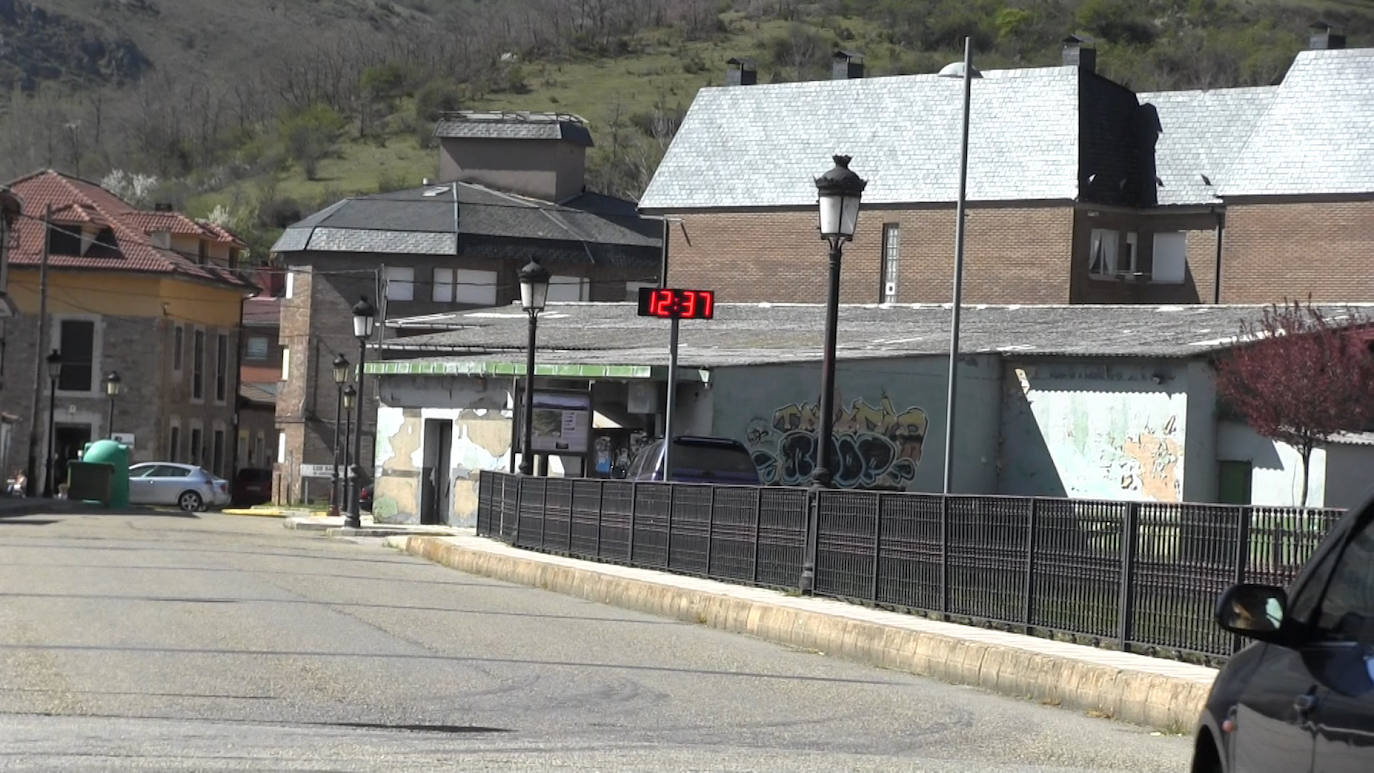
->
[272, 182, 661, 257]
[434, 111, 594, 147]
[5, 170, 250, 289]
[1221, 47, 1374, 197]
[638, 66, 1083, 210]
[1137, 86, 1275, 206]
[375, 302, 1374, 369]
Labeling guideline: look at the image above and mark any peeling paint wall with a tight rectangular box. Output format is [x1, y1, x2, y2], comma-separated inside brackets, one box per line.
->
[999, 360, 1191, 501]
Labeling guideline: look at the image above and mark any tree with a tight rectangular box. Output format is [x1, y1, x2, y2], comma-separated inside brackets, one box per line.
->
[278, 104, 346, 180]
[1214, 301, 1374, 507]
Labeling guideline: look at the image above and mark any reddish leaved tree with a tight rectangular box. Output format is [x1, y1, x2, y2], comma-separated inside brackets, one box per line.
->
[1214, 301, 1374, 507]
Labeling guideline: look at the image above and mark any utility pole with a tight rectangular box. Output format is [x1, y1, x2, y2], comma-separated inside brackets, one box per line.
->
[25, 205, 51, 496]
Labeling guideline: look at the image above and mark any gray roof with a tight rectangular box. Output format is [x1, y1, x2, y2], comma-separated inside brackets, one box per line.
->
[638, 66, 1083, 210]
[376, 302, 1374, 369]
[434, 111, 594, 147]
[1221, 47, 1374, 197]
[1137, 86, 1275, 206]
[271, 182, 660, 256]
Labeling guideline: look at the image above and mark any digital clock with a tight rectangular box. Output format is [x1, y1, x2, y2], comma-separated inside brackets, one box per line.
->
[636, 287, 715, 320]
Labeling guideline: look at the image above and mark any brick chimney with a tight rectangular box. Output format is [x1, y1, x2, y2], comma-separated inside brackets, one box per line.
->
[1309, 22, 1346, 50]
[434, 111, 592, 203]
[726, 57, 757, 86]
[1062, 34, 1096, 73]
[832, 49, 864, 80]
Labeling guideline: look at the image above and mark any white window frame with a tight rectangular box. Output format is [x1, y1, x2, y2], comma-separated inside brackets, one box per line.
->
[281, 346, 290, 382]
[881, 223, 900, 303]
[284, 269, 295, 299]
[277, 431, 287, 466]
[385, 266, 415, 301]
[1089, 228, 1139, 278]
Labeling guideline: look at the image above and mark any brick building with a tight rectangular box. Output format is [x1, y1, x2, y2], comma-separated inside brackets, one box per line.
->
[639, 33, 1374, 306]
[0, 170, 252, 494]
[269, 111, 662, 505]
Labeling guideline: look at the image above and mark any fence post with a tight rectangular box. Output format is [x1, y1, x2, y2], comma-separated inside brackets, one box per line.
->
[1231, 505, 1252, 654]
[799, 488, 819, 594]
[595, 481, 604, 559]
[1118, 501, 1140, 652]
[751, 487, 762, 584]
[628, 481, 638, 564]
[869, 492, 882, 603]
[513, 475, 523, 546]
[940, 495, 950, 615]
[565, 482, 573, 554]
[706, 485, 716, 577]
[1024, 497, 1038, 632]
[665, 484, 675, 569]
[539, 478, 548, 550]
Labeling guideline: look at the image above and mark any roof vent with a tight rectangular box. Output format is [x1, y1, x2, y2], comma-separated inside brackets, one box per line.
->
[1062, 34, 1096, 72]
[832, 49, 864, 80]
[726, 56, 757, 87]
[1308, 21, 1346, 50]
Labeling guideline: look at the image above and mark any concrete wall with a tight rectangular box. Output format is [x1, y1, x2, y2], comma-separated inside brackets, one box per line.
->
[998, 358, 1192, 501]
[708, 355, 1001, 492]
[1323, 442, 1374, 511]
[1216, 420, 1325, 507]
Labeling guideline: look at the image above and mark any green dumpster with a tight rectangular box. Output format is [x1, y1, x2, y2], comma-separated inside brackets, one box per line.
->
[70, 439, 131, 507]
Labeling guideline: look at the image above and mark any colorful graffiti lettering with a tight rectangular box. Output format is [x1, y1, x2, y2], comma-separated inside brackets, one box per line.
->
[745, 394, 928, 489]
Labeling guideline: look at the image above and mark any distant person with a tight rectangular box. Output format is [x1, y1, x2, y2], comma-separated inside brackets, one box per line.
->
[7, 469, 27, 497]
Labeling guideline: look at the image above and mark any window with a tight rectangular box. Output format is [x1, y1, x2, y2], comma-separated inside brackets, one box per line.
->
[1315, 517, 1374, 640]
[189, 427, 203, 466]
[57, 319, 95, 391]
[1089, 228, 1139, 277]
[215, 333, 228, 402]
[168, 423, 181, 463]
[245, 335, 269, 361]
[548, 275, 589, 303]
[432, 267, 497, 305]
[281, 346, 290, 381]
[385, 266, 414, 301]
[197, 239, 207, 264]
[192, 329, 205, 400]
[1152, 232, 1188, 284]
[277, 431, 286, 465]
[47, 225, 81, 256]
[880, 223, 900, 303]
[173, 326, 184, 371]
[212, 429, 225, 477]
[432, 267, 455, 303]
[284, 270, 294, 299]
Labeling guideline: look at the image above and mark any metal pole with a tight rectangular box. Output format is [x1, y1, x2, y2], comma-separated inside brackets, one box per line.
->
[342, 404, 353, 516]
[26, 205, 52, 496]
[942, 36, 973, 496]
[813, 241, 843, 487]
[107, 395, 115, 437]
[662, 317, 680, 480]
[519, 310, 538, 475]
[45, 375, 57, 497]
[330, 382, 342, 518]
[347, 337, 367, 528]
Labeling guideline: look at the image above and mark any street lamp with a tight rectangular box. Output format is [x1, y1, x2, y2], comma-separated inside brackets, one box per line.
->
[44, 349, 62, 497]
[103, 370, 121, 437]
[518, 259, 550, 476]
[811, 155, 867, 488]
[329, 353, 349, 518]
[346, 297, 376, 528]
[341, 383, 356, 517]
[939, 37, 979, 495]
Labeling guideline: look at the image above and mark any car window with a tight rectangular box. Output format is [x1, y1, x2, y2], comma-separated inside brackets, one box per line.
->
[151, 465, 191, 478]
[1315, 516, 1374, 642]
[629, 442, 660, 479]
[129, 465, 154, 479]
[671, 441, 758, 476]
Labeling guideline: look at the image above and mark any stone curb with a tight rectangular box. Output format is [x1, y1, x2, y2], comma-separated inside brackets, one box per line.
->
[385, 534, 1213, 734]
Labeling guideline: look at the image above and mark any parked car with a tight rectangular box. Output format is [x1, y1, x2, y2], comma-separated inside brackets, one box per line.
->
[128, 463, 231, 512]
[231, 467, 272, 506]
[1192, 495, 1374, 773]
[626, 436, 761, 485]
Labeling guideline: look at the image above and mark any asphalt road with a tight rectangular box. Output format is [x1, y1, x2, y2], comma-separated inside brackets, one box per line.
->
[0, 510, 1194, 771]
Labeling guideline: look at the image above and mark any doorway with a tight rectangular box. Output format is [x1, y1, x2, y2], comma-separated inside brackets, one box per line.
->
[52, 423, 93, 494]
[1218, 460, 1253, 505]
[420, 419, 453, 525]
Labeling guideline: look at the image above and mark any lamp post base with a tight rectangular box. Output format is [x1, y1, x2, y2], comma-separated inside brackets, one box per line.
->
[343, 512, 362, 529]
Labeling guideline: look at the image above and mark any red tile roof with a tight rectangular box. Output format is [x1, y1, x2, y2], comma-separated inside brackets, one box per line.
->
[5, 170, 251, 290]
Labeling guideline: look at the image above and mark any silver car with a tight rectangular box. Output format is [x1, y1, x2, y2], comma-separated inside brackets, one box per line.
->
[128, 463, 231, 512]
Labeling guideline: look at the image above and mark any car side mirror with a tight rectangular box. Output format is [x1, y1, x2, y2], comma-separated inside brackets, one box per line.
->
[1216, 583, 1288, 642]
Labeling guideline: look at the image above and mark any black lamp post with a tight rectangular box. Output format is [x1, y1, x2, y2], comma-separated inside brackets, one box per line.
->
[329, 353, 349, 518]
[104, 370, 121, 438]
[341, 383, 356, 516]
[811, 155, 867, 488]
[517, 259, 550, 476]
[346, 297, 376, 528]
[44, 349, 62, 498]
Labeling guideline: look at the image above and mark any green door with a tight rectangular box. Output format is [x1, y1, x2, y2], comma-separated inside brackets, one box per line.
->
[1218, 460, 1253, 505]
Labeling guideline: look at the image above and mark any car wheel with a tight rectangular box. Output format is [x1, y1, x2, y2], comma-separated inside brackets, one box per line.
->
[178, 491, 204, 512]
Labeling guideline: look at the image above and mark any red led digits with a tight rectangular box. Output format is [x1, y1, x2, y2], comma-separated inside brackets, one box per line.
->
[636, 287, 716, 319]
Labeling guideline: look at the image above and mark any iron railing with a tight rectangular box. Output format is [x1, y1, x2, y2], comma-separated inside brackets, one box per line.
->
[476, 471, 1344, 660]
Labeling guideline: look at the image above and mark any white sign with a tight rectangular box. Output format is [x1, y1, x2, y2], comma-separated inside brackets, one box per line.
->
[299, 464, 358, 479]
[515, 389, 592, 455]
[112, 432, 136, 449]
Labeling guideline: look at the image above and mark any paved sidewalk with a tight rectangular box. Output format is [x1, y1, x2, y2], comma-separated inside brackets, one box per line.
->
[282, 513, 461, 538]
[375, 529, 1216, 734]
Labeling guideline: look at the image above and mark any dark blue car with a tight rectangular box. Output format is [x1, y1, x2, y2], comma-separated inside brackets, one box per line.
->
[626, 436, 761, 485]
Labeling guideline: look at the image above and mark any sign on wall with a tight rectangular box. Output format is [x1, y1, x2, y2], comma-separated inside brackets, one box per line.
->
[513, 388, 592, 455]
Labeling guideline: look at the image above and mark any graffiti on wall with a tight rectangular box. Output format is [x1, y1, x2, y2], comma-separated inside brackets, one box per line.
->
[745, 394, 928, 489]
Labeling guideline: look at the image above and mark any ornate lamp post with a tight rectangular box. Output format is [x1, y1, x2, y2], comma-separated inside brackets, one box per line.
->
[44, 349, 63, 497]
[329, 353, 350, 518]
[517, 260, 550, 476]
[341, 383, 356, 516]
[346, 297, 376, 528]
[811, 155, 867, 487]
[103, 370, 122, 437]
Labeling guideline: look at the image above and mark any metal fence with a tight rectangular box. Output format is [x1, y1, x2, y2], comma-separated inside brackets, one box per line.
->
[476, 471, 1344, 660]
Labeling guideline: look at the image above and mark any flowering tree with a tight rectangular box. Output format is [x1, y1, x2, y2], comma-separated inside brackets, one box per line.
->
[1214, 301, 1374, 507]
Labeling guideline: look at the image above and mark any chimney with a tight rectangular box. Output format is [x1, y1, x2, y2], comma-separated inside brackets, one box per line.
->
[1308, 22, 1346, 50]
[832, 49, 864, 80]
[1062, 34, 1096, 73]
[726, 57, 757, 86]
[434, 111, 592, 202]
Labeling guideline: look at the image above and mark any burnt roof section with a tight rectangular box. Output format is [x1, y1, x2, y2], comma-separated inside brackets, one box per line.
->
[433, 110, 594, 147]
